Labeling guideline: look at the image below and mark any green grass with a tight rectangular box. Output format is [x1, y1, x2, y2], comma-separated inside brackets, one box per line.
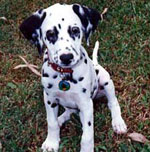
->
[0, 0, 150, 151]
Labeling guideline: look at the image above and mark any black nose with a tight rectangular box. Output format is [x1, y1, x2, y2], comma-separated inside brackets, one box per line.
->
[60, 53, 74, 65]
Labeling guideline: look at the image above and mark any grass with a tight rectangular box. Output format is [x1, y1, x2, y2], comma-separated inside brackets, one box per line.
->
[0, 0, 150, 151]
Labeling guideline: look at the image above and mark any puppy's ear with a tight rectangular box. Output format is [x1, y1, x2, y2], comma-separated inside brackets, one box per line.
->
[72, 4, 100, 45]
[19, 9, 46, 55]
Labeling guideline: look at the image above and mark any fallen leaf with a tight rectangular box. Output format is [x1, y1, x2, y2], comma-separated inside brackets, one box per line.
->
[128, 132, 150, 144]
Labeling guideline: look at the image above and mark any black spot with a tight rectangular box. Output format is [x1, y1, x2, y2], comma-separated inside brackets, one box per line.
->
[47, 101, 51, 105]
[39, 28, 42, 39]
[65, 74, 77, 84]
[55, 98, 60, 102]
[53, 75, 58, 79]
[84, 59, 87, 64]
[58, 24, 61, 29]
[72, 79, 77, 84]
[95, 69, 99, 75]
[82, 52, 85, 56]
[46, 92, 49, 96]
[71, 45, 78, 55]
[100, 86, 104, 90]
[105, 82, 108, 86]
[61, 37, 63, 40]
[43, 58, 48, 63]
[51, 103, 57, 108]
[88, 121, 91, 126]
[45, 51, 48, 54]
[47, 83, 53, 89]
[42, 70, 49, 77]
[38, 9, 43, 14]
[46, 26, 59, 44]
[93, 86, 97, 91]
[78, 77, 84, 81]
[66, 39, 69, 42]
[62, 18, 64, 21]
[82, 88, 86, 93]
[43, 73, 49, 77]
[66, 47, 71, 51]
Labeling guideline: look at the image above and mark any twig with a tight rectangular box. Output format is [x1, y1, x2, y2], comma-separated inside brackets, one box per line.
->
[14, 56, 41, 77]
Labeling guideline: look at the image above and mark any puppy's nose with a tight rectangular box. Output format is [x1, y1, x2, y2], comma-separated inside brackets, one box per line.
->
[60, 53, 74, 65]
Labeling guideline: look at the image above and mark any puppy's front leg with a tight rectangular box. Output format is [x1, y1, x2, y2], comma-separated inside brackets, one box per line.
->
[79, 99, 94, 152]
[104, 79, 127, 134]
[42, 91, 60, 152]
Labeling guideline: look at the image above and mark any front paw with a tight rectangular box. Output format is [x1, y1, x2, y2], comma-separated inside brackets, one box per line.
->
[112, 117, 127, 134]
[41, 138, 59, 152]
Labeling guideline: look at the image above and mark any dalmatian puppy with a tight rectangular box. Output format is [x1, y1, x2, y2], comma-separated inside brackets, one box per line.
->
[20, 3, 127, 152]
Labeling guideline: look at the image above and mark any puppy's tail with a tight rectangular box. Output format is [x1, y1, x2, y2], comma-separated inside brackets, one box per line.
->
[92, 41, 99, 65]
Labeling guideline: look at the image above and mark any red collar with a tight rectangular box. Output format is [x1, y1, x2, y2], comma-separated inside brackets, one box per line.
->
[48, 62, 73, 73]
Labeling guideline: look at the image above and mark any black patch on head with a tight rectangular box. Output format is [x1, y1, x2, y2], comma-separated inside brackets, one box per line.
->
[46, 26, 59, 44]
[82, 88, 86, 93]
[62, 18, 64, 21]
[105, 82, 108, 86]
[42, 70, 49, 77]
[88, 121, 91, 126]
[68, 26, 75, 40]
[72, 4, 100, 44]
[84, 59, 87, 64]
[78, 77, 84, 81]
[47, 83, 53, 89]
[20, 12, 46, 55]
[68, 26, 80, 41]
[51, 103, 57, 108]
[58, 24, 61, 29]
[95, 69, 99, 75]
[53, 75, 58, 79]
[47, 101, 51, 105]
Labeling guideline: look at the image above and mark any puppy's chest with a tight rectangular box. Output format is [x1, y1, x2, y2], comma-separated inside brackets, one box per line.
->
[41, 62, 98, 107]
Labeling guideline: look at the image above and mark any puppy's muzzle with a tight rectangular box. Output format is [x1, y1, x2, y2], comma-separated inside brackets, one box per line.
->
[60, 53, 74, 65]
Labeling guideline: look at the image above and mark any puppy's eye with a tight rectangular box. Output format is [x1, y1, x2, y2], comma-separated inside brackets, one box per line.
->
[72, 27, 80, 35]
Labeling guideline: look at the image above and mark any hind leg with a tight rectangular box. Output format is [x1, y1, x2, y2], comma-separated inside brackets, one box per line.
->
[95, 65, 127, 134]
[58, 108, 77, 127]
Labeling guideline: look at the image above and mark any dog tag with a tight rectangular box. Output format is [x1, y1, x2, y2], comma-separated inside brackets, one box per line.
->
[59, 80, 70, 91]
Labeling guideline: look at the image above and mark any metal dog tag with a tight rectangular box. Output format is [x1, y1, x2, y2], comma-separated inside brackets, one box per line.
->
[59, 80, 70, 91]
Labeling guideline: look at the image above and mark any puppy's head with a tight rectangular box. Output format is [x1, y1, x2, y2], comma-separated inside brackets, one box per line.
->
[20, 3, 100, 67]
